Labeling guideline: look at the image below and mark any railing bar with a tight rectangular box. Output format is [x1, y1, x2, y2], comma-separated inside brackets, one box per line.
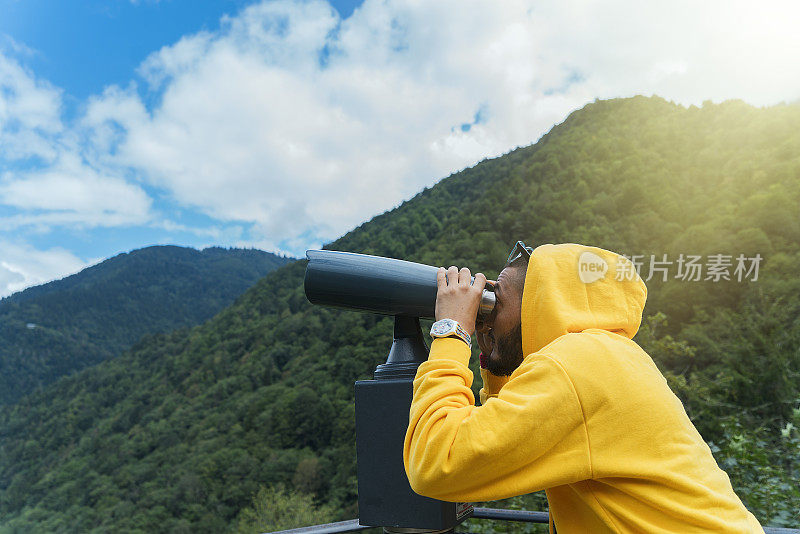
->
[264, 519, 373, 534]
[471, 507, 550, 523]
[262, 513, 800, 533]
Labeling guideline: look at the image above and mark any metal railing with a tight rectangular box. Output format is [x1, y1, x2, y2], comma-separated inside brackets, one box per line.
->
[266, 508, 800, 534]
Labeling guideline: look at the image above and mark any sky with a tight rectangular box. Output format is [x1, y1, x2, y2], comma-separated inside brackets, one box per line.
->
[0, 0, 799, 297]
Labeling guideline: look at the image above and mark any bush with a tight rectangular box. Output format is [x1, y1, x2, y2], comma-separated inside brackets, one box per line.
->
[233, 485, 335, 533]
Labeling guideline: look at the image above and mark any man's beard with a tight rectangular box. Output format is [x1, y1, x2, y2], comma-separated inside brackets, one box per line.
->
[486, 323, 524, 377]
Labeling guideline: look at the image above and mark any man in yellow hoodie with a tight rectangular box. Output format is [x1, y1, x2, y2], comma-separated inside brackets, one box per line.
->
[404, 243, 764, 533]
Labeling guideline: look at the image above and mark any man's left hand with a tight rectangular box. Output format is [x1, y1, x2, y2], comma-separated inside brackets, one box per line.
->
[435, 266, 486, 336]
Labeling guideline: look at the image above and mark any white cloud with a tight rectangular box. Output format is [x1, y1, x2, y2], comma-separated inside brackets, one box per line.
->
[0, 240, 91, 298]
[77, 0, 799, 255]
[0, 52, 62, 162]
[0, 52, 153, 232]
[0, 154, 152, 229]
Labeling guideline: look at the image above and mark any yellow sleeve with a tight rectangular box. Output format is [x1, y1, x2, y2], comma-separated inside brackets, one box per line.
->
[403, 338, 592, 502]
[479, 367, 510, 405]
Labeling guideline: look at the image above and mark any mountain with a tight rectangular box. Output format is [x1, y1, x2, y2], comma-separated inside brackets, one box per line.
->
[0, 245, 293, 404]
[1, 96, 798, 532]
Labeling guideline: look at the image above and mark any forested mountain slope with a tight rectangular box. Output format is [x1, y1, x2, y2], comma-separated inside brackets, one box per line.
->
[1, 96, 798, 532]
[0, 245, 292, 404]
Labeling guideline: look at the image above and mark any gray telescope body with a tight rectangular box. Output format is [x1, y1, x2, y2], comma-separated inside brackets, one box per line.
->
[304, 249, 495, 318]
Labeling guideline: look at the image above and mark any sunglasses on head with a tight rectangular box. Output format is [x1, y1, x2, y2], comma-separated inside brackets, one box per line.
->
[506, 241, 533, 266]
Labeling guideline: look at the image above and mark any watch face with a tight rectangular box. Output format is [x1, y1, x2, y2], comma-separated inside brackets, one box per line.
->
[431, 319, 455, 336]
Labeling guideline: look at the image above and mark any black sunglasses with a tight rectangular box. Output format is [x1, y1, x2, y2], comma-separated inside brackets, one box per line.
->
[506, 241, 533, 266]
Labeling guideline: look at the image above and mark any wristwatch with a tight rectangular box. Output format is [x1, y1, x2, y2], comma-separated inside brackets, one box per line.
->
[430, 319, 472, 349]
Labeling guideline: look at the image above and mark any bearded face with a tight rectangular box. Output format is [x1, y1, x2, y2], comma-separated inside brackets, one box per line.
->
[485, 322, 524, 376]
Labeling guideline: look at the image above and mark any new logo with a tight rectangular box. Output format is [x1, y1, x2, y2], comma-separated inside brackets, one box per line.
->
[578, 251, 608, 283]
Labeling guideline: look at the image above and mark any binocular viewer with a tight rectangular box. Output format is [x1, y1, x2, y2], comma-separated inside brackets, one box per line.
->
[304, 249, 478, 531]
[304, 249, 495, 319]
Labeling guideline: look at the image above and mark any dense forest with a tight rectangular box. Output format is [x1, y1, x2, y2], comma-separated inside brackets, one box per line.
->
[0, 245, 291, 405]
[0, 96, 798, 532]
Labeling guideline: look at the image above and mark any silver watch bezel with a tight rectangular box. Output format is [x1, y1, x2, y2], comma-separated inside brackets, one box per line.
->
[430, 318, 458, 337]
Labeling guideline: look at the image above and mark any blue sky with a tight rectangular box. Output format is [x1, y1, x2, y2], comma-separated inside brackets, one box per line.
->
[1, 0, 367, 293]
[0, 0, 364, 264]
[0, 0, 798, 297]
[0, 0, 362, 99]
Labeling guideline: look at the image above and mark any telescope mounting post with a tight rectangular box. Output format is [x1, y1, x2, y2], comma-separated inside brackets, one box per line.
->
[355, 315, 472, 533]
[374, 316, 429, 380]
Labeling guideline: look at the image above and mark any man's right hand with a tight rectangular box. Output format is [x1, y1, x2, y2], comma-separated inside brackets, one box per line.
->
[435, 266, 486, 335]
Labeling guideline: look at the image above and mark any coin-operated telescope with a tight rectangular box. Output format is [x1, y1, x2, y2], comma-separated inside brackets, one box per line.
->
[304, 250, 494, 532]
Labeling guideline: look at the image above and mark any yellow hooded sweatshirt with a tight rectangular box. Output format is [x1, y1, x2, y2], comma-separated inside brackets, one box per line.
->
[404, 244, 763, 533]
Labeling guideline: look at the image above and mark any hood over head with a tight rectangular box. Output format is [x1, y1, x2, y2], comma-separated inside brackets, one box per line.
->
[520, 243, 647, 356]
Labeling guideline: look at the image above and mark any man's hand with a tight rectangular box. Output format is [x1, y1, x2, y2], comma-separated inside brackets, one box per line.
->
[435, 266, 486, 336]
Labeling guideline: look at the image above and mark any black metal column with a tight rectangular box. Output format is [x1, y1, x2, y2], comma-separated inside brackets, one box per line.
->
[354, 316, 472, 532]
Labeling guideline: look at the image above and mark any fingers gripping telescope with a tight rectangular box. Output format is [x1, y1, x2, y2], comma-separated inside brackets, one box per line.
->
[304, 249, 495, 319]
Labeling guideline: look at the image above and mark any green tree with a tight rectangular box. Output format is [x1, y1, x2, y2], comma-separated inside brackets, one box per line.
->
[233, 485, 335, 533]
